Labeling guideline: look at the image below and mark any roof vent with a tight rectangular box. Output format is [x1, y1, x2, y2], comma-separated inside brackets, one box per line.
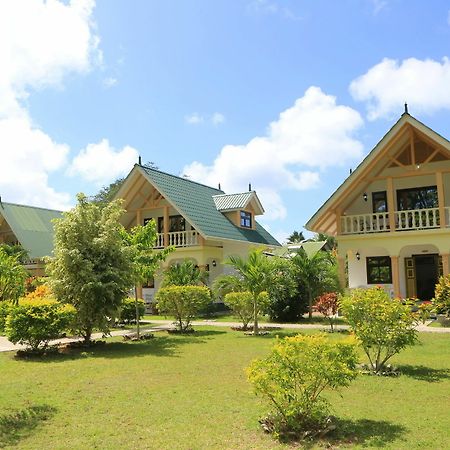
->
[404, 102, 409, 114]
[248, 183, 252, 191]
[138, 155, 142, 165]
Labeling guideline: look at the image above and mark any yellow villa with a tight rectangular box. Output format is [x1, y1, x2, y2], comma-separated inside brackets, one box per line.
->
[114, 164, 280, 309]
[306, 109, 450, 300]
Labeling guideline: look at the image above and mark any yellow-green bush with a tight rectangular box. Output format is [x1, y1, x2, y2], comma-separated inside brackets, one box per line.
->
[155, 285, 211, 331]
[435, 274, 450, 318]
[224, 291, 269, 330]
[5, 298, 76, 352]
[119, 297, 145, 324]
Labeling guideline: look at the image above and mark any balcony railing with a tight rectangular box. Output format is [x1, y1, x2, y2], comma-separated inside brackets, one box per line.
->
[154, 230, 199, 248]
[340, 207, 449, 235]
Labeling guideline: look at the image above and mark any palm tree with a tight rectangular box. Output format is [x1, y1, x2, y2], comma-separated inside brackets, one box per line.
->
[162, 259, 208, 287]
[287, 230, 305, 244]
[291, 249, 339, 319]
[213, 249, 274, 335]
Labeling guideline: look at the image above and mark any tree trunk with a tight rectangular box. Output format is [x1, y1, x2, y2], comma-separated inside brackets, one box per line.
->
[134, 285, 140, 339]
[253, 295, 259, 336]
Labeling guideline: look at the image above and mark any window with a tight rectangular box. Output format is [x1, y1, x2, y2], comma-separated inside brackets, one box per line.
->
[240, 211, 252, 228]
[366, 256, 392, 284]
[372, 191, 387, 213]
[397, 186, 438, 211]
[157, 215, 186, 233]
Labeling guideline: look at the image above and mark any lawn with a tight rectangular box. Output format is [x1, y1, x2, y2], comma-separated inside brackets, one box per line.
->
[0, 328, 449, 449]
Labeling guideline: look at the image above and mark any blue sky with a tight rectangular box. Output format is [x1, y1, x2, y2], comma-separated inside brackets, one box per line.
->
[2, 0, 450, 243]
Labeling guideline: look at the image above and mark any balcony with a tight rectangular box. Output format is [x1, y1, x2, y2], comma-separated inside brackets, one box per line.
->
[154, 230, 199, 248]
[340, 207, 450, 235]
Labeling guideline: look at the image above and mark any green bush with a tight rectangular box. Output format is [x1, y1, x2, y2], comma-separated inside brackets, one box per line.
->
[224, 291, 255, 330]
[340, 287, 417, 374]
[119, 297, 145, 324]
[0, 302, 13, 334]
[435, 274, 450, 318]
[5, 298, 76, 352]
[155, 285, 212, 331]
[247, 334, 358, 438]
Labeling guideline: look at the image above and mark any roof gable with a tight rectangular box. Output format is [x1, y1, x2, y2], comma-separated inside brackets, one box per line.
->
[117, 165, 280, 246]
[306, 113, 450, 234]
[212, 191, 264, 215]
[0, 202, 62, 258]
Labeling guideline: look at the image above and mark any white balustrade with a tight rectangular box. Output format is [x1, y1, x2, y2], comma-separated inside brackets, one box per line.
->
[340, 212, 390, 234]
[155, 230, 199, 248]
[395, 208, 440, 230]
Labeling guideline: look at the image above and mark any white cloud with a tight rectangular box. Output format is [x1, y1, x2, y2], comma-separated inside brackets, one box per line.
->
[247, 0, 300, 20]
[0, 0, 100, 209]
[68, 139, 139, 185]
[350, 57, 450, 120]
[371, 0, 387, 15]
[102, 77, 118, 88]
[185, 113, 205, 125]
[184, 86, 363, 220]
[211, 112, 225, 125]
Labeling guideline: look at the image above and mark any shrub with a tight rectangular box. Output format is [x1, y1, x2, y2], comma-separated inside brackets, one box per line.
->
[416, 301, 434, 324]
[155, 285, 212, 331]
[0, 302, 13, 334]
[224, 292, 255, 330]
[5, 298, 76, 352]
[24, 284, 52, 301]
[340, 287, 418, 374]
[119, 297, 145, 324]
[435, 274, 450, 318]
[247, 334, 358, 439]
[314, 292, 339, 332]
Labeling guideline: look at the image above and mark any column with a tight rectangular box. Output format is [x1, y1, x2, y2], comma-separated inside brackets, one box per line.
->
[163, 206, 169, 247]
[337, 256, 347, 290]
[387, 177, 396, 232]
[436, 172, 446, 228]
[391, 255, 400, 298]
[441, 253, 449, 277]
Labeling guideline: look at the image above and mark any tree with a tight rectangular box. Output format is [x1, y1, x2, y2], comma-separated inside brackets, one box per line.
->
[121, 219, 173, 338]
[287, 230, 305, 244]
[312, 233, 337, 251]
[314, 292, 339, 332]
[0, 248, 28, 304]
[340, 287, 418, 374]
[224, 291, 269, 330]
[213, 249, 274, 335]
[47, 194, 134, 344]
[161, 259, 208, 287]
[291, 249, 339, 319]
[0, 243, 29, 263]
[155, 285, 212, 331]
[247, 334, 358, 438]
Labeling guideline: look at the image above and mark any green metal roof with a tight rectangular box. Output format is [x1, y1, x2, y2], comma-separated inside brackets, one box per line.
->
[137, 165, 280, 246]
[0, 202, 62, 258]
[212, 191, 264, 214]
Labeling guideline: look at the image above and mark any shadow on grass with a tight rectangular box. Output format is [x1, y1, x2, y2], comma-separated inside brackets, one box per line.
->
[0, 404, 56, 447]
[398, 364, 450, 383]
[17, 330, 227, 363]
[320, 418, 406, 449]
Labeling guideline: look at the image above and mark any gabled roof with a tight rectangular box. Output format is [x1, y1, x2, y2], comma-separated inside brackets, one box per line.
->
[119, 165, 280, 246]
[305, 112, 450, 234]
[212, 191, 264, 215]
[0, 202, 62, 258]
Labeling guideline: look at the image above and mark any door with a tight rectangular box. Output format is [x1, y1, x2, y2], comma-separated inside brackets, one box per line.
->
[413, 254, 439, 301]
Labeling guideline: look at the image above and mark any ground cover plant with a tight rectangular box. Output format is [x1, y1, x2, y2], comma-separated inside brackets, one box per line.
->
[0, 327, 448, 449]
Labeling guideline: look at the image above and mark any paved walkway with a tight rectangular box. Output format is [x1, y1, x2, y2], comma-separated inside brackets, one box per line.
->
[0, 319, 448, 353]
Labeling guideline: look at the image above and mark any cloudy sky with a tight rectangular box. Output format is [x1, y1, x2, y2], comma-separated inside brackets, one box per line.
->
[2, 0, 450, 243]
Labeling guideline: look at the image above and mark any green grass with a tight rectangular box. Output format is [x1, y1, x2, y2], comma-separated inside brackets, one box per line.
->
[0, 329, 449, 449]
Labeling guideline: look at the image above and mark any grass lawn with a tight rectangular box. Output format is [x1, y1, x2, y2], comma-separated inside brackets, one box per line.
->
[0, 328, 449, 449]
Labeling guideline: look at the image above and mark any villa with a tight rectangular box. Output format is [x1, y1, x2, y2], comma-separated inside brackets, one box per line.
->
[114, 164, 280, 308]
[306, 109, 450, 300]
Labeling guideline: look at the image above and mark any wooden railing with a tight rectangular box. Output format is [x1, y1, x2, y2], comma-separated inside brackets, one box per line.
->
[154, 230, 199, 248]
[340, 207, 447, 235]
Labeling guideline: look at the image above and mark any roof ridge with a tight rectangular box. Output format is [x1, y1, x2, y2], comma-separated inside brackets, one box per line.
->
[138, 164, 225, 193]
[1, 201, 63, 214]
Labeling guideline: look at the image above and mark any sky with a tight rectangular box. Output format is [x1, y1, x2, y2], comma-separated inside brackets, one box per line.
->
[2, 0, 450, 243]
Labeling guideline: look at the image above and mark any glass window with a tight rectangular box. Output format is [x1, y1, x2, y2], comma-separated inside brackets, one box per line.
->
[372, 191, 387, 213]
[240, 211, 252, 228]
[157, 215, 185, 233]
[366, 256, 392, 284]
[397, 186, 438, 211]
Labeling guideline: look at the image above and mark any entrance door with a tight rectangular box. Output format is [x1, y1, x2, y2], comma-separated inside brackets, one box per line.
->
[413, 254, 438, 301]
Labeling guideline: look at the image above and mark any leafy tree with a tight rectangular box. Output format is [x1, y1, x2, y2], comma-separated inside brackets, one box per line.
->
[121, 219, 173, 338]
[0, 248, 28, 304]
[312, 233, 337, 251]
[155, 285, 212, 331]
[314, 292, 339, 332]
[224, 291, 269, 330]
[291, 249, 339, 319]
[286, 230, 305, 244]
[247, 334, 358, 438]
[162, 259, 208, 287]
[340, 287, 418, 374]
[47, 194, 134, 344]
[0, 243, 29, 263]
[213, 249, 274, 335]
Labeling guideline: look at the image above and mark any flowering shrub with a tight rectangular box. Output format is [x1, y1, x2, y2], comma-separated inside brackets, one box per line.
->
[314, 292, 339, 332]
